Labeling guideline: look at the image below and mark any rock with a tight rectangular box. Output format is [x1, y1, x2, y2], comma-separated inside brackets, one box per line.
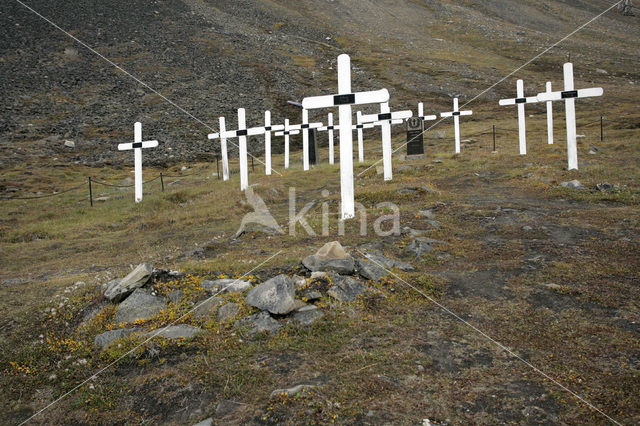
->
[292, 275, 306, 288]
[302, 241, 355, 274]
[192, 418, 213, 426]
[145, 325, 202, 340]
[402, 227, 428, 237]
[215, 400, 247, 417]
[425, 220, 440, 230]
[270, 384, 315, 398]
[560, 180, 585, 190]
[300, 290, 322, 302]
[327, 274, 367, 302]
[167, 290, 184, 304]
[245, 275, 297, 315]
[311, 271, 328, 280]
[356, 258, 388, 281]
[63, 140, 75, 148]
[105, 263, 154, 302]
[418, 210, 436, 219]
[596, 68, 608, 74]
[193, 297, 224, 319]
[242, 311, 281, 335]
[201, 278, 251, 294]
[293, 305, 324, 326]
[102, 278, 121, 292]
[94, 196, 110, 202]
[94, 328, 141, 349]
[406, 237, 445, 257]
[361, 250, 415, 271]
[217, 302, 240, 322]
[595, 183, 614, 192]
[115, 289, 167, 324]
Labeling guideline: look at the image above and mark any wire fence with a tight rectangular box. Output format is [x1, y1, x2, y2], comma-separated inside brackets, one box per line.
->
[1, 115, 637, 203]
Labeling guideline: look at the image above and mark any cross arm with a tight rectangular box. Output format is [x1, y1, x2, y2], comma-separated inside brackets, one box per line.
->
[118, 140, 159, 150]
[499, 96, 539, 106]
[536, 87, 603, 102]
[302, 89, 390, 110]
[441, 110, 472, 118]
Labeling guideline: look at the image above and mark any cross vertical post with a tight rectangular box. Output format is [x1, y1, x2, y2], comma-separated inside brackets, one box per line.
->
[118, 122, 159, 203]
[356, 111, 364, 163]
[338, 54, 355, 218]
[564, 63, 578, 170]
[328, 113, 334, 164]
[265, 110, 272, 175]
[237, 108, 249, 191]
[545, 82, 554, 145]
[441, 98, 472, 154]
[219, 117, 230, 181]
[517, 80, 527, 155]
[302, 109, 310, 170]
[284, 119, 291, 169]
[380, 103, 393, 181]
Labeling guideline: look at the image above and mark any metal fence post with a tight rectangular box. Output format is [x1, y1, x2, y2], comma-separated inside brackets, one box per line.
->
[88, 176, 93, 207]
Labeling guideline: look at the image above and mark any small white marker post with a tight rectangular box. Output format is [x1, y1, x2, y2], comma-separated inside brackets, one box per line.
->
[417, 102, 437, 123]
[544, 82, 554, 145]
[498, 80, 538, 155]
[318, 113, 335, 165]
[281, 118, 323, 170]
[536, 63, 603, 170]
[117, 122, 158, 203]
[302, 54, 389, 220]
[274, 119, 300, 169]
[361, 103, 412, 181]
[440, 98, 472, 154]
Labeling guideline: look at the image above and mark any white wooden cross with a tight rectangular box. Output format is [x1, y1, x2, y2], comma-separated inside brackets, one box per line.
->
[440, 98, 472, 154]
[543, 82, 554, 145]
[356, 111, 367, 163]
[318, 113, 335, 165]
[208, 117, 230, 181]
[536, 63, 603, 170]
[207, 108, 250, 191]
[117, 122, 158, 203]
[302, 54, 389, 220]
[417, 102, 437, 123]
[361, 103, 412, 181]
[246, 111, 284, 176]
[274, 119, 300, 169]
[498, 80, 538, 155]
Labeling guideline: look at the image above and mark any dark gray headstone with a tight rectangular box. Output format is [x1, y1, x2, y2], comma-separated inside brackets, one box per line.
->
[308, 130, 318, 165]
[406, 117, 424, 155]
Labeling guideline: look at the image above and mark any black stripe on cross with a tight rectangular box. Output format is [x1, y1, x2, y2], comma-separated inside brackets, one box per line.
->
[515, 98, 527, 104]
[561, 90, 578, 99]
[132, 142, 143, 148]
[327, 126, 334, 130]
[356, 124, 364, 129]
[236, 129, 248, 136]
[284, 131, 291, 135]
[333, 94, 356, 105]
[301, 124, 310, 129]
[265, 126, 272, 131]
[378, 113, 392, 120]
[453, 112, 461, 116]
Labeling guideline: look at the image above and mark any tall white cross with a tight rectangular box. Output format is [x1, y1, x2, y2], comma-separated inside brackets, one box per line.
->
[318, 113, 335, 165]
[207, 108, 251, 191]
[274, 119, 300, 169]
[208, 117, 230, 181]
[440, 98, 472, 154]
[361, 103, 412, 181]
[417, 102, 437, 123]
[117, 122, 158, 203]
[543, 82, 554, 145]
[498, 80, 538, 155]
[537, 63, 603, 170]
[302, 54, 389, 220]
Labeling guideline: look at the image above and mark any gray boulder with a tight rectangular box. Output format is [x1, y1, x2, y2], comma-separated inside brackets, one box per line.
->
[327, 274, 367, 302]
[270, 384, 316, 398]
[202, 278, 251, 294]
[115, 289, 167, 324]
[293, 305, 324, 326]
[193, 297, 224, 319]
[242, 311, 282, 335]
[105, 263, 154, 302]
[406, 238, 445, 257]
[217, 302, 240, 322]
[560, 180, 585, 190]
[145, 324, 202, 340]
[361, 250, 415, 271]
[356, 258, 388, 281]
[302, 241, 355, 274]
[245, 275, 297, 315]
[94, 328, 142, 349]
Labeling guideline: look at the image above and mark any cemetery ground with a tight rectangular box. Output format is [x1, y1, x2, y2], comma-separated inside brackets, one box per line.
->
[1, 106, 639, 424]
